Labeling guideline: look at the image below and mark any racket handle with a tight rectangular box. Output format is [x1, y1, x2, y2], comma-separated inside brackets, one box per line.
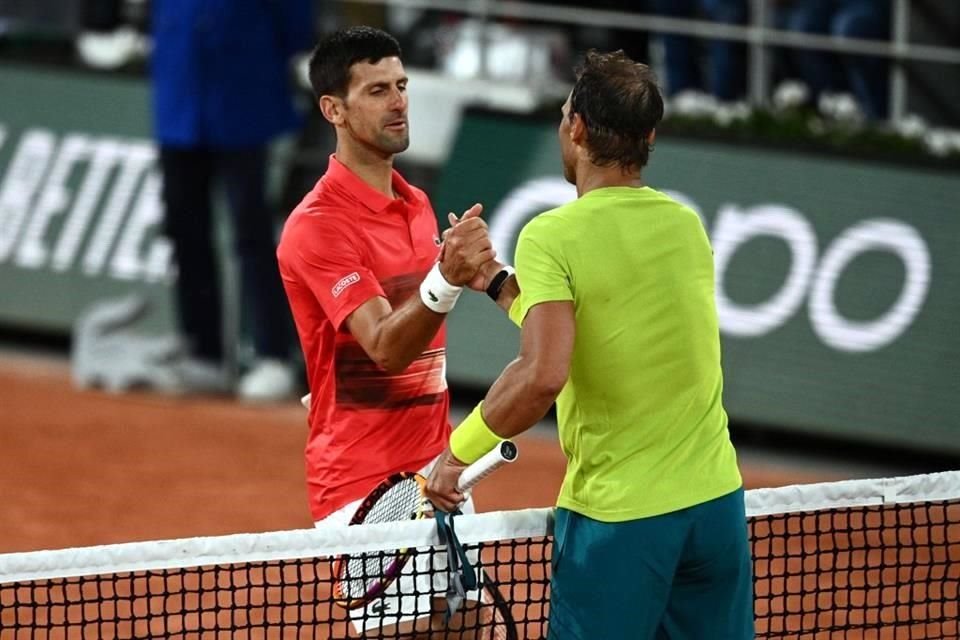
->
[456, 440, 518, 492]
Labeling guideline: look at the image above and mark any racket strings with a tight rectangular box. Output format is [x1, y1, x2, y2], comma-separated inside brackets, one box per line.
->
[365, 477, 427, 524]
[341, 477, 427, 600]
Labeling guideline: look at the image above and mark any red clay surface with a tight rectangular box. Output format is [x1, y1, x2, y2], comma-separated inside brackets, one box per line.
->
[1, 355, 957, 639]
[0, 355, 834, 554]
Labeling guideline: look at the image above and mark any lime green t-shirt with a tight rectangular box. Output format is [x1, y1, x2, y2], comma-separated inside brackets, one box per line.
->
[508, 186, 742, 522]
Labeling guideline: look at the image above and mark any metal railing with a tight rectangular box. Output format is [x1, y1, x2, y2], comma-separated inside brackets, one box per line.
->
[341, 0, 960, 121]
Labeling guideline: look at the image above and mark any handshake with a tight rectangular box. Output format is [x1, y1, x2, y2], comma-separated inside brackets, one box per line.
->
[417, 203, 511, 317]
[436, 203, 505, 293]
[301, 203, 510, 413]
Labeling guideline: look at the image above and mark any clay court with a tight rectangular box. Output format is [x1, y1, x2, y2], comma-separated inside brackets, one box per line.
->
[1, 354, 957, 639]
[0, 353, 843, 554]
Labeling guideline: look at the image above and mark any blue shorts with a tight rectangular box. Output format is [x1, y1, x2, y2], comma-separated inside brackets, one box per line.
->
[548, 488, 754, 640]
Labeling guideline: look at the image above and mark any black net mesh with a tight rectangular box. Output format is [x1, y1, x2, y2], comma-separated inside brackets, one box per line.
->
[752, 499, 960, 639]
[1, 490, 958, 638]
[0, 536, 551, 639]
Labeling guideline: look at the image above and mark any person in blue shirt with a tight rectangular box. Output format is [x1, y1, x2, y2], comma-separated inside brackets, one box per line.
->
[648, 0, 749, 101]
[151, 0, 314, 400]
[777, 0, 891, 120]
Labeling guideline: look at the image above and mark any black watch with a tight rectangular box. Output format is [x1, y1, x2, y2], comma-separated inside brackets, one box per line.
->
[485, 266, 516, 301]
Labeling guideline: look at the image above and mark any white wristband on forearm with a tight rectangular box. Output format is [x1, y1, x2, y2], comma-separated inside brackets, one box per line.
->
[420, 263, 463, 314]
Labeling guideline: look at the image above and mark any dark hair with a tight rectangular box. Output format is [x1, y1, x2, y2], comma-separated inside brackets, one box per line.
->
[569, 50, 664, 170]
[308, 26, 402, 99]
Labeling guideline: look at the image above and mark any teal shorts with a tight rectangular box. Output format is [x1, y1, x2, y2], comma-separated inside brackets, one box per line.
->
[548, 488, 753, 640]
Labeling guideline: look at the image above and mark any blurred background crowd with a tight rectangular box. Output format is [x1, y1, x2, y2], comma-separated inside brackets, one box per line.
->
[7, 1, 957, 119]
[0, 0, 957, 464]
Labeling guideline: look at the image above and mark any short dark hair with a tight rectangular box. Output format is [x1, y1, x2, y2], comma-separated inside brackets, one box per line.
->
[569, 50, 664, 170]
[308, 26, 402, 99]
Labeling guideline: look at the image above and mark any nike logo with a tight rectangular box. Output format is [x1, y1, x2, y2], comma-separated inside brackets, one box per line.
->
[428, 290, 439, 303]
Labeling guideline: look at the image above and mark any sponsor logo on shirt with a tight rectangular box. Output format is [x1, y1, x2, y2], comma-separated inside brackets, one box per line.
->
[332, 272, 360, 298]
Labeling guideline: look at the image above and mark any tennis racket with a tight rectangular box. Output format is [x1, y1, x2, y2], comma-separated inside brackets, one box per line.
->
[332, 441, 518, 610]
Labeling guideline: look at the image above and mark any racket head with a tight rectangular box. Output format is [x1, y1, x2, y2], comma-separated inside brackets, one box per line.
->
[443, 569, 517, 639]
[478, 570, 518, 640]
[332, 471, 430, 609]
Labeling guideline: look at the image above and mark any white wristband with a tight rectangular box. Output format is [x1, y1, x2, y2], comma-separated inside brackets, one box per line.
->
[420, 263, 463, 314]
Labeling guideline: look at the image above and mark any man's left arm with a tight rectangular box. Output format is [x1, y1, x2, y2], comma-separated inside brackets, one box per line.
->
[425, 300, 574, 511]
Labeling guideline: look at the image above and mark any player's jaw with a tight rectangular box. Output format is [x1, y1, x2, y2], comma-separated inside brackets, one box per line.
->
[377, 113, 410, 153]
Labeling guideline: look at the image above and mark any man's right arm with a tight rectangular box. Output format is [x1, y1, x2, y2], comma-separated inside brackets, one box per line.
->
[344, 296, 446, 374]
[444, 212, 520, 318]
[344, 205, 494, 373]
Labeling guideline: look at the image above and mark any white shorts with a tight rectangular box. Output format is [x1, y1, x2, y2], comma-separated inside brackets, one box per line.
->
[315, 457, 482, 632]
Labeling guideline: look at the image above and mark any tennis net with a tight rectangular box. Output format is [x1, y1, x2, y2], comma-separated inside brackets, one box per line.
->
[0, 470, 958, 639]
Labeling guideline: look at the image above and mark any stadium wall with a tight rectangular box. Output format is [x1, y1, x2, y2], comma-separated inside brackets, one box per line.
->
[0, 66, 957, 453]
[436, 110, 959, 453]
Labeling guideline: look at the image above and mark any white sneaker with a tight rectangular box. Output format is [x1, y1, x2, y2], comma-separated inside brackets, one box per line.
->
[170, 357, 231, 395]
[818, 91, 865, 125]
[76, 27, 147, 70]
[772, 80, 811, 111]
[238, 359, 295, 402]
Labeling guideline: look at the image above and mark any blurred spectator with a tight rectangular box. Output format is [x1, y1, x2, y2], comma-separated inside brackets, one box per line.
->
[385, 2, 649, 83]
[649, 0, 748, 101]
[151, 0, 314, 400]
[777, 0, 891, 120]
[76, 0, 147, 69]
[562, 0, 651, 70]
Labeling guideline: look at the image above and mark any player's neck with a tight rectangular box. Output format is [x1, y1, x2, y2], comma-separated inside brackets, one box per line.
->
[334, 142, 396, 199]
[575, 163, 643, 198]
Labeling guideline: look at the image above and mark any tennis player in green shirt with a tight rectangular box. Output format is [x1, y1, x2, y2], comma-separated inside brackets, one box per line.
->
[426, 50, 754, 639]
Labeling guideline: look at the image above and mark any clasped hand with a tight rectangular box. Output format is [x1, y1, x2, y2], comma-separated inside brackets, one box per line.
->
[438, 203, 502, 290]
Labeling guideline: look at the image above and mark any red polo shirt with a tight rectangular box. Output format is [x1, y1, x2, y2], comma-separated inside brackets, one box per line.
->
[277, 156, 451, 521]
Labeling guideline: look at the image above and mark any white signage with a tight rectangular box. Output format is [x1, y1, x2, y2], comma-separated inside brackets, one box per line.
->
[0, 126, 173, 283]
[488, 177, 932, 353]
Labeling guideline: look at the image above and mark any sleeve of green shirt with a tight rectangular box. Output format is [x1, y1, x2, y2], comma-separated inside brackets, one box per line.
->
[508, 215, 574, 327]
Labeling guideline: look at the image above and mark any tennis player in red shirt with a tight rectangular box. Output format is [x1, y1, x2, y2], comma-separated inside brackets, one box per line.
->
[277, 27, 501, 635]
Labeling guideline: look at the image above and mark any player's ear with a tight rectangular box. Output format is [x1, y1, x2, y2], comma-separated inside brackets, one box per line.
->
[570, 113, 587, 147]
[318, 94, 345, 125]
[647, 129, 656, 146]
